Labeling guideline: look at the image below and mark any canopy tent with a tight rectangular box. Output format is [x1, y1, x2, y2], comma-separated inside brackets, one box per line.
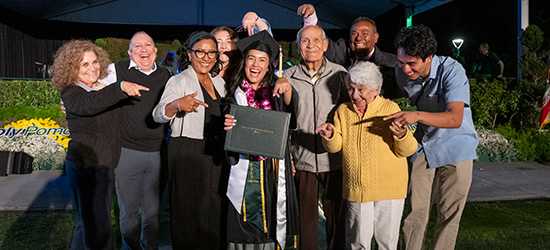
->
[0, 0, 453, 29]
[0, 0, 455, 78]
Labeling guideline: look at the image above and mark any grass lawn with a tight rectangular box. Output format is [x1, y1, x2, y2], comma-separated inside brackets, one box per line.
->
[453, 199, 550, 250]
[0, 199, 548, 250]
[401, 199, 550, 250]
[0, 212, 74, 250]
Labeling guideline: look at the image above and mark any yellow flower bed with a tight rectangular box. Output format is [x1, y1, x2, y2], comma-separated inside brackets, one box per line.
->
[3, 118, 71, 149]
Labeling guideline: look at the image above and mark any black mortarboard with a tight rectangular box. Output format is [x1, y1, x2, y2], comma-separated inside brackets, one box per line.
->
[235, 30, 279, 63]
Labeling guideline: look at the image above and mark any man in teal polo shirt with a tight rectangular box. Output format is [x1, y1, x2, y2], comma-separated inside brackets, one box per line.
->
[385, 25, 479, 250]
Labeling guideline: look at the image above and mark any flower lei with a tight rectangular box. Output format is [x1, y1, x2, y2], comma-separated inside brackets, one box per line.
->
[241, 80, 273, 110]
[241, 80, 273, 161]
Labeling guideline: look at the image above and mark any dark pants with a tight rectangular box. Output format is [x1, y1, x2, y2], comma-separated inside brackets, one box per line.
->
[66, 160, 114, 250]
[114, 147, 161, 250]
[168, 137, 225, 250]
[295, 170, 346, 250]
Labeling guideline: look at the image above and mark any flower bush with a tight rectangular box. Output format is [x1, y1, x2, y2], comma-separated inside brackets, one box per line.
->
[1, 118, 69, 170]
[476, 127, 518, 162]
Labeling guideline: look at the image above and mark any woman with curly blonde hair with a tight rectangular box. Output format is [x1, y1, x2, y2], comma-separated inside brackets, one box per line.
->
[50, 40, 111, 89]
[50, 39, 148, 250]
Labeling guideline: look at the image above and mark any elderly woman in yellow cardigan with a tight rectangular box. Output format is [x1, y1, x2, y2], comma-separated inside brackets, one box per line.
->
[316, 61, 417, 250]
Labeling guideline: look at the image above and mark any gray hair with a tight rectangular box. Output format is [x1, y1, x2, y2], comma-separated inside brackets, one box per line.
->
[129, 31, 154, 50]
[296, 25, 327, 45]
[348, 61, 383, 94]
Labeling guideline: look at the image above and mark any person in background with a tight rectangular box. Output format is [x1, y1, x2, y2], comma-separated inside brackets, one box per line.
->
[385, 24, 479, 250]
[102, 31, 171, 250]
[211, 12, 272, 84]
[297, 3, 401, 100]
[452, 48, 466, 67]
[152, 31, 226, 250]
[316, 61, 417, 250]
[211, 26, 240, 83]
[160, 51, 179, 75]
[282, 25, 349, 250]
[472, 42, 504, 79]
[50, 39, 148, 250]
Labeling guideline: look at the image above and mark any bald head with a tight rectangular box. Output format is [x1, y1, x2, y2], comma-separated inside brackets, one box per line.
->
[128, 31, 157, 72]
[297, 26, 328, 65]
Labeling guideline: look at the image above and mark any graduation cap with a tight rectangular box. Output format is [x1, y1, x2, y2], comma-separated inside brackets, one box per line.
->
[235, 30, 280, 63]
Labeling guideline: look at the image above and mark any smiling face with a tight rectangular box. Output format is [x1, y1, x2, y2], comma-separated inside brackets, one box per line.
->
[78, 51, 100, 85]
[349, 21, 379, 58]
[348, 82, 379, 111]
[397, 48, 433, 80]
[244, 49, 270, 86]
[298, 26, 328, 64]
[128, 32, 157, 72]
[214, 30, 236, 64]
[188, 39, 218, 76]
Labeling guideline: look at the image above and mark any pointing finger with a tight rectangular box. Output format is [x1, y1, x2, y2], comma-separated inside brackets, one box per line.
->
[194, 99, 209, 108]
[383, 112, 401, 121]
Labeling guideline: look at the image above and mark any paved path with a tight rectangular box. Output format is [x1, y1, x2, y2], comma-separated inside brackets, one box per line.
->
[0, 170, 72, 211]
[0, 162, 548, 211]
[468, 162, 550, 202]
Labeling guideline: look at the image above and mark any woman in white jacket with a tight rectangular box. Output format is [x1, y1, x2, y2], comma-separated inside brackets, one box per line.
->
[152, 31, 227, 250]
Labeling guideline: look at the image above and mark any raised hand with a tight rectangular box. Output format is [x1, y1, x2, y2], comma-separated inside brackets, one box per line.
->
[297, 4, 315, 17]
[242, 12, 260, 36]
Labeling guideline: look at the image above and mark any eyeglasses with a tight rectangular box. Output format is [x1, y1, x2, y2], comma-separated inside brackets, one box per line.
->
[191, 49, 218, 59]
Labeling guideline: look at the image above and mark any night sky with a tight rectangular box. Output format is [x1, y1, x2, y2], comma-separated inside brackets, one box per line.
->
[375, 0, 550, 77]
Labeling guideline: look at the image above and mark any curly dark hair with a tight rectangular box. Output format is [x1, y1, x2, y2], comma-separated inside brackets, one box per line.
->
[50, 40, 111, 89]
[228, 46, 278, 96]
[394, 24, 437, 61]
[178, 31, 221, 76]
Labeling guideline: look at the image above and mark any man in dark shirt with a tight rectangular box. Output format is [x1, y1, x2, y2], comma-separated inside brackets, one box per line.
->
[297, 4, 401, 99]
[472, 42, 504, 78]
[102, 31, 170, 250]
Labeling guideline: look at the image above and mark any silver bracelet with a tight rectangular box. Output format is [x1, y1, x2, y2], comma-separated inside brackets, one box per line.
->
[177, 100, 181, 112]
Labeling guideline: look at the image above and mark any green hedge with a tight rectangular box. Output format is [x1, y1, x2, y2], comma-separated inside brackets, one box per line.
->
[0, 80, 60, 108]
[95, 38, 182, 64]
[0, 80, 63, 124]
[470, 78, 520, 128]
[495, 125, 550, 163]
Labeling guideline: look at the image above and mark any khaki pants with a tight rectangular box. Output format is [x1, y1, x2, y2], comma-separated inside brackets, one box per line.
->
[402, 152, 472, 250]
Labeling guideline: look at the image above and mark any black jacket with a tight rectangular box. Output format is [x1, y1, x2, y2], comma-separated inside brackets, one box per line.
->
[62, 83, 127, 168]
[324, 39, 403, 100]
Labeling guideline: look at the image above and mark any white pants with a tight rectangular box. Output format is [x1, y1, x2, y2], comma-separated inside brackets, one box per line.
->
[346, 199, 405, 250]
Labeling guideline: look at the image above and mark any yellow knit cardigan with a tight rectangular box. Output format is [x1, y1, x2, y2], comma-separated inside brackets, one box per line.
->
[323, 96, 418, 203]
